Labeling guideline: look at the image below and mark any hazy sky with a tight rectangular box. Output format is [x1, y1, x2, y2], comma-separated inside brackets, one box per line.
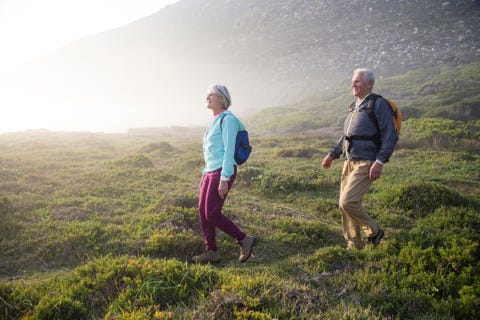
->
[0, 0, 181, 133]
[0, 0, 179, 72]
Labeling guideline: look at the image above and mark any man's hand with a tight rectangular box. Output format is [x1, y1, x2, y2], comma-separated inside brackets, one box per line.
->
[218, 180, 229, 199]
[322, 155, 333, 169]
[369, 161, 383, 181]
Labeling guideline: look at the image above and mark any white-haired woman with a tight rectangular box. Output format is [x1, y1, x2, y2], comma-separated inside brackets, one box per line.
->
[193, 84, 256, 263]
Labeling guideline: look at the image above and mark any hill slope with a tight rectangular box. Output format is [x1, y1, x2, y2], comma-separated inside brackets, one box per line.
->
[1, 0, 479, 130]
[248, 62, 480, 135]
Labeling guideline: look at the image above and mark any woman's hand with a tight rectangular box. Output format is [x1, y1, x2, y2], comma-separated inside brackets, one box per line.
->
[218, 180, 229, 199]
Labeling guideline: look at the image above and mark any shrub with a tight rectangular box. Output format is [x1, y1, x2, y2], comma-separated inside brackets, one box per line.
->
[140, 142, 176, 154]
[304, 246, 366, 273]
[457, 285, 480, 319]
[212, 274, 322, 319]
[414, 206, 480, 242]
[254, 169, 334, 195]
[0, 197, 14, 218]
[275, 147, 318, 158]
[0, 282, 40, 320]
[355, 206, 479, 319]
[27, 297, 88, 320]
[166, 192, 198, 209]
[234, 167, 263, 185]
[0, 197, 16, 239]
[269, 217, 332, 247]
[359, 237, 479, 319]
[378, 182, 470, 218]
[108, 155, 154, 168]
[402, 118, 477, 150]
[143, 228, 202, 258]
[51, 256, 218, 319]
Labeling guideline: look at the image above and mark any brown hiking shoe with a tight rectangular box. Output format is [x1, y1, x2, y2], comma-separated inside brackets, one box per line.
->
[237, 235, 257, 262]
[192, 250, 220, 264]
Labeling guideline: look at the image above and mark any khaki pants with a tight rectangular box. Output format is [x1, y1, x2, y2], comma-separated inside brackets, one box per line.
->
[339, 160, 379, 249]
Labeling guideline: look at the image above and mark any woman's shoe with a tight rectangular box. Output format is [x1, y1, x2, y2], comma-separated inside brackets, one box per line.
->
[192, 250, 220, 263]
[237, 235, 257, 262]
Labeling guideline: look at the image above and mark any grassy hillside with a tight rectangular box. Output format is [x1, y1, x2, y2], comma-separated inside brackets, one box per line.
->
[0, 120, 479, 319]
[250, 62, 480, 137]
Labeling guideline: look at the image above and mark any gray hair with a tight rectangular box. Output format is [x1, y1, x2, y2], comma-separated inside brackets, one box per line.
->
[208, 84, 231, 109]
[354, 68, 375, 85]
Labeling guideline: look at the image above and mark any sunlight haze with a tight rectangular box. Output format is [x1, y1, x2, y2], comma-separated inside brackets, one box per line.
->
[0, 0, 180, 133]
[0, 0, 179, 71]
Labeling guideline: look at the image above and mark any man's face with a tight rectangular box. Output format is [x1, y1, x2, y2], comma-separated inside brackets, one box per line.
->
[351, 71, 373, 99]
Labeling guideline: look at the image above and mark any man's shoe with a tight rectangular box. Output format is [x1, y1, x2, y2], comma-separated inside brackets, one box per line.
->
[192, 250, 220, 263]
[237, 235, 257, 262]
[368, 229, 384, 246]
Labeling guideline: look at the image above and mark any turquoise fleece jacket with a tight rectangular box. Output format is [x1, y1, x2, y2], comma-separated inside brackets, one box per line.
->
[202, 110, 245, 180]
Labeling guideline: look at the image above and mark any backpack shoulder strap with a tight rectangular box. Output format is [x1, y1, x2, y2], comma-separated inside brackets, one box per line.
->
[219, 113, 228, 131]
[366, 94, 382, 130]
[348, 101, 355, 113]
[366, 93, 381, 111]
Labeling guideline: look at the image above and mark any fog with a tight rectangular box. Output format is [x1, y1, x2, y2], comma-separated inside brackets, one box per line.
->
[0, 38, 280, 133]
[1, 0, 478, 133]
[0, 0, 189, 133]
[0, 64, 212, 133]
[0, 57, 261, 133]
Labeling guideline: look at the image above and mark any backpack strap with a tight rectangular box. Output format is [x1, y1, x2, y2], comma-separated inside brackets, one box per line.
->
[219, 113, 228, 131]
[344, 94, 382, 147]
[348, 101, 355, 113]
[366, 93, 399, 125]
[366, 93, 381, 130]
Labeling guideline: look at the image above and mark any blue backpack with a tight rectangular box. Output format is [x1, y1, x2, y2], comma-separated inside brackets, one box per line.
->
[220, 114, 252, 165]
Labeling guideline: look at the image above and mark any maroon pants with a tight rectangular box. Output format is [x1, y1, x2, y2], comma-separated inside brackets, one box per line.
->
[198, 167, 246, 251]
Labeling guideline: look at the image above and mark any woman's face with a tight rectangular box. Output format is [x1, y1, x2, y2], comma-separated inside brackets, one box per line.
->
[206, 91, 224, 113]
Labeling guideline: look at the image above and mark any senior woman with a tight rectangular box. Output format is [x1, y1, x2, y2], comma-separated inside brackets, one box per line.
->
[192, 84, 256, 264]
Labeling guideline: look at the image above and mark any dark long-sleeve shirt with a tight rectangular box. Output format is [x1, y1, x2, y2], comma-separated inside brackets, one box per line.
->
[329, 94, 399, 164]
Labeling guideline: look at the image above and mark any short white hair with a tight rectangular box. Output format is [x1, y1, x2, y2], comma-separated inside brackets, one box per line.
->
[208, 84, 231, 109]
[354, 68, 375, 85]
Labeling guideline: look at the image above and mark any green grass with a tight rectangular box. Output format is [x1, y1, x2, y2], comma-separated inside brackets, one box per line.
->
[0, 126, 479, 319]
[250, 62, 480, 134]
[1, 63, 479, 319]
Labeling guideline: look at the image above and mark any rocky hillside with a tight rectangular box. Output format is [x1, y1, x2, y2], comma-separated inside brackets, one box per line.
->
[155, 0, 479, 79]
[2, 0, 479, 129]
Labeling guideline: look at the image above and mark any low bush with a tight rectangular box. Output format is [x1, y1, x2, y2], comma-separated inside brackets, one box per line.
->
[2, 256, 220, 320]
[275, 147, 318, 158]
[144, 229, 202, 258]
[140, 142, 176, 154]
[254, 169, 335, 195]
[107, 154, 154, 169]
[26, 297, 88, 320]
[377, 182, 471, 218]
[269, 217, 332, 248]
[303, 246, 366, 273]
[166, 192, 198, 209]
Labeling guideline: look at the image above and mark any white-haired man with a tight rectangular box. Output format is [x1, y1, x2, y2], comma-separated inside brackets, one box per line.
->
[322, 68, 399, 250]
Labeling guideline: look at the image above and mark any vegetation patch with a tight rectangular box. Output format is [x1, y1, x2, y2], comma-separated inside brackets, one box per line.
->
[269, 217, 332, 248]
[304, 246, 366, 273]
[275, 147, 318, 158]
[107, 154, 154, 169]
[1, 68, 480, 320]
[1, 256, 220, 319]
[140, 142, 177, 154]
[378, 182, 472, 218]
